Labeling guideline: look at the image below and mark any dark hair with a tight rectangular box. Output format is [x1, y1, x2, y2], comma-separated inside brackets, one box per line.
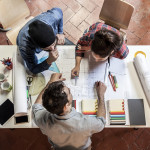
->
[42, 81, 68, 115]
[91, 28, 123, 58]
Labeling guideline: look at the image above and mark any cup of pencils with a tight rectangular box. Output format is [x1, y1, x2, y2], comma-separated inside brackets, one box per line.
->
[1, 57, 13, 70]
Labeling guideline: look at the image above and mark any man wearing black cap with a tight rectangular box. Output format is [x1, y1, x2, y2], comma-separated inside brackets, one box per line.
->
[17, 8, 73, 74]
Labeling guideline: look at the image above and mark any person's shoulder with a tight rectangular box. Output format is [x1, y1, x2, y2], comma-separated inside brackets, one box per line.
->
[51, 7, 63, 14]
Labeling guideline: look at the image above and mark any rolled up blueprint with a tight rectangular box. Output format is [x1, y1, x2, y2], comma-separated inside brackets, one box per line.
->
[13, 49, 28, 117]
[134, 54, 150, 106]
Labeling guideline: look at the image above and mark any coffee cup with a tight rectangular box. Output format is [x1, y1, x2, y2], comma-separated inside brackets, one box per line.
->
[1, 81, 12, 92]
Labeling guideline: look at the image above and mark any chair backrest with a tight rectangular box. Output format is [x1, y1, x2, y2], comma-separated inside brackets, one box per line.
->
[0, 0, 33, 44]
[0, 0, 30, 29]
[99, 0, 134, 30]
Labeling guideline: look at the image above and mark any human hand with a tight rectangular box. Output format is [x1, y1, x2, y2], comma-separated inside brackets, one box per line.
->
[49, 73, 66, 83]
[46, 49, 59, 64]
[71, 66, 80, 77]
[95, 81, 107, 100]
[56, 34, 65, 45]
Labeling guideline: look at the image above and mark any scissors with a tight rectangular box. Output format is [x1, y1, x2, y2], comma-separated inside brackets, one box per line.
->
[27, 76, 33, 86]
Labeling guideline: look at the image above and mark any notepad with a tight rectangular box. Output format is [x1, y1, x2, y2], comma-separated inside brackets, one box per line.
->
[81, 99, 98, 115]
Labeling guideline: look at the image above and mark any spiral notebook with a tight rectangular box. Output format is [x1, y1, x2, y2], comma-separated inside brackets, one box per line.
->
[81, 99, 98, 115]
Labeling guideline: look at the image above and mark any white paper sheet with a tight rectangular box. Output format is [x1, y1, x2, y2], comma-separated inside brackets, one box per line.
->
[56, 48, 127, 104]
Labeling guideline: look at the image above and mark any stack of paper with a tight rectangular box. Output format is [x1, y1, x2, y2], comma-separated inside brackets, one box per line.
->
[81, 99, 98, 115]
[108, 99, 126, 125]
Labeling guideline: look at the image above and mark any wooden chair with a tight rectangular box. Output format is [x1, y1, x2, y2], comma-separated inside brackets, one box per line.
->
[0, 0, 34, 44]
[99, 0, 134, 39]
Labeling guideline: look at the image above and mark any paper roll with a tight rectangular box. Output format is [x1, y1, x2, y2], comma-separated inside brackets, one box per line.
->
[134, 54, 150, 106]
[13, 49, 27, 117]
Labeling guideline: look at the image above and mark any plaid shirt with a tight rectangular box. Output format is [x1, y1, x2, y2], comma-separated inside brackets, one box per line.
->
[76, 22, 129, 59]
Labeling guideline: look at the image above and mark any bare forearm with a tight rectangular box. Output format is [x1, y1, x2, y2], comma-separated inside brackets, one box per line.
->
[75, 56, 82, 67]
[34, 81, 51, 104]
[97, 96, 106, 118]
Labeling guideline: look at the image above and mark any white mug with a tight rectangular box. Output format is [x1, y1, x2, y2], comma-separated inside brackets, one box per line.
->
[1, 81, 12, 92]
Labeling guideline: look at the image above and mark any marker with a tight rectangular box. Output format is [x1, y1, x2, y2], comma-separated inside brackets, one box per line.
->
[108, 72, 116, 91]
[113, 76, 118, 88]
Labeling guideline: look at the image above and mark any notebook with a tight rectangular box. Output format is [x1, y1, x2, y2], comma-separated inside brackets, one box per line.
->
[128, 99, 146, 125]
[81, 99, 98, 115]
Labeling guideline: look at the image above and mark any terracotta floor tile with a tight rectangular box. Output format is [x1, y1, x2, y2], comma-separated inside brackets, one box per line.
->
[126, 31, 140, 45]
[25, 0, 37, 15]
[135, 129, 150, 150]
[70, 7, 90, 27]
[76, 0, 86, 5]
[64, 22, 83, 40]
[77, 21, 90, 33]
[61, 0, 81, 13]
[67, 35, 77, 44]
[31, 0, 52, 12]
[79, 0, 97, 12]
[128, 143, 142, 150]
[128, 19, 148, 38]
[63, 8, 75, 25]
[45, 0, 67, 12]
[137, 31, 150, 45]
[122, 132, 137, 146]
[112, 139, 129, 150]
[85, 7, 101, 25]
[91, 0, 105, 7]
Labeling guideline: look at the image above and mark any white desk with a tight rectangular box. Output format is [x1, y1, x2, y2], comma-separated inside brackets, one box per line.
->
[0, 45, 150, 128]
[0, 46, 32, 128]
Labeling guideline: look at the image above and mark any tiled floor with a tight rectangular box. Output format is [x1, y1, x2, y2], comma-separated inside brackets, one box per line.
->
[0, 0, 150, 150]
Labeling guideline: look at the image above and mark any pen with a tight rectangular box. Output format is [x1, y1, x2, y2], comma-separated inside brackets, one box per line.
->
[108, 56, 110, 66]
[75, 76, 77, 86]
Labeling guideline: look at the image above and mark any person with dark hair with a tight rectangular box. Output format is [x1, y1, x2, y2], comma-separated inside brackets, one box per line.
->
[32, 73, 106, 150]
[71, 22, 129, 77]
[17, 8, 74, 74]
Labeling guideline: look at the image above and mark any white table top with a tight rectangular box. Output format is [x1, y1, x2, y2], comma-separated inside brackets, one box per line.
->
[0, 45, 150, 128]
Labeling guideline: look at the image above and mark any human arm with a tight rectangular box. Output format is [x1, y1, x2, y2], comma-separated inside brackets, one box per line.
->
[71, 38, 91, 77]
[95, 81, 107, 118]
[46, 48, 59, 65]
[71, 56, 82, 77]
[34, 73, 66, 104]
[53, 8, 65, 44]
